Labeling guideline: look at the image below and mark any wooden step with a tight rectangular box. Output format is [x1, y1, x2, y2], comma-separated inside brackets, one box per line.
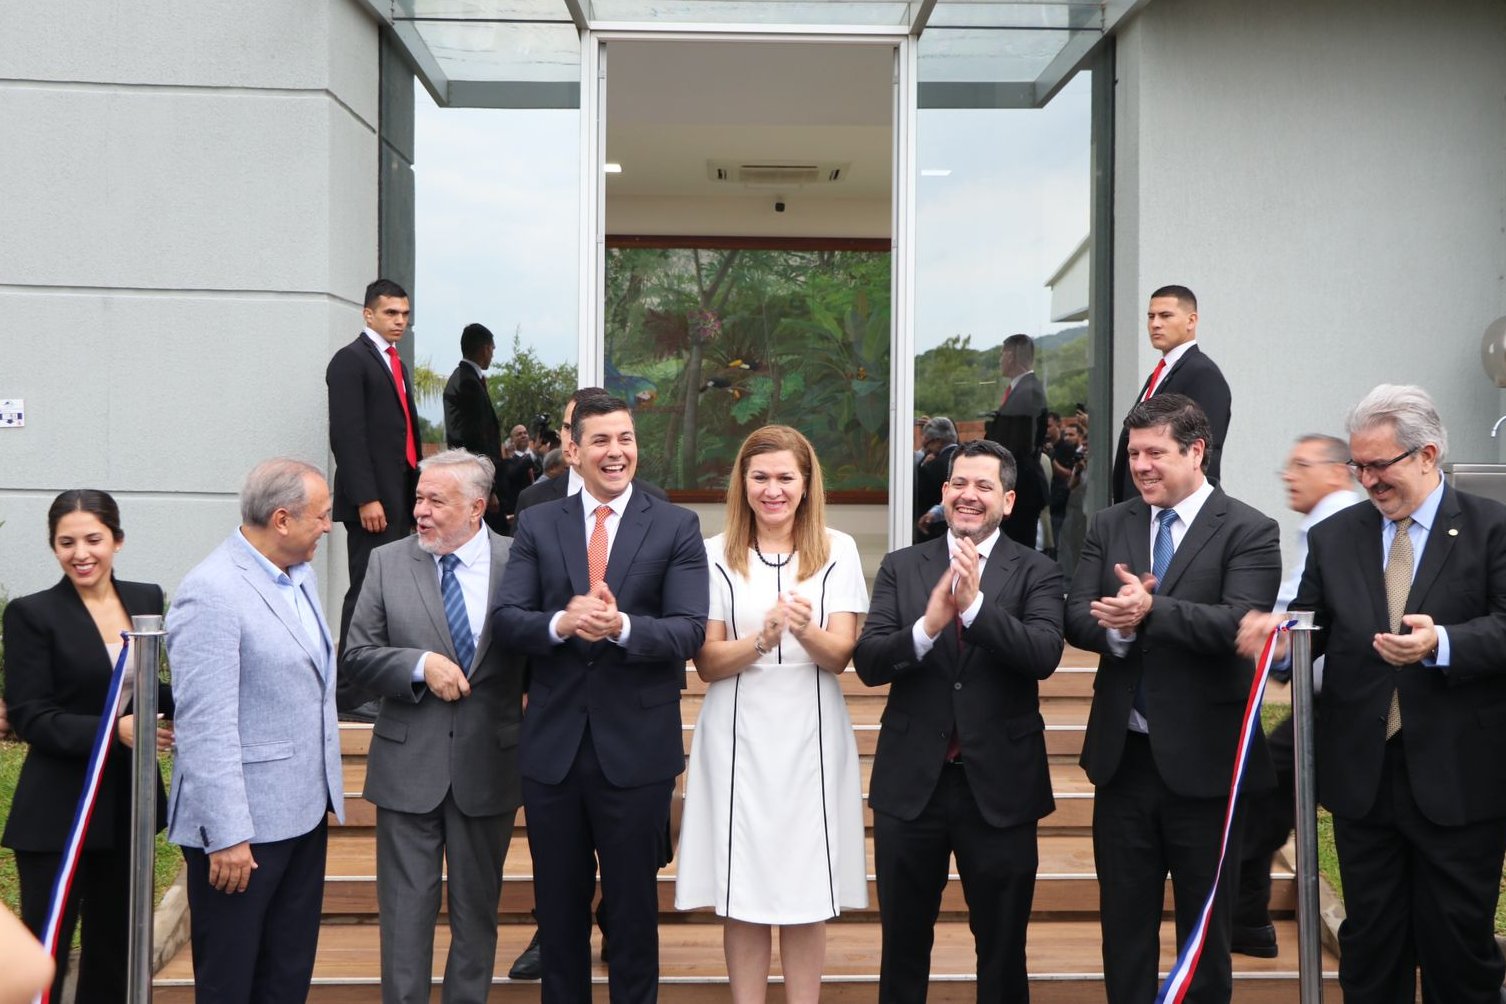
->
[317, 830, 1298, 919]
[154, 918, 1337, 1002]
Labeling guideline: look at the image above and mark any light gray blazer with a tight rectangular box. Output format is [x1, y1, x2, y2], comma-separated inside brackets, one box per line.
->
[341, 529, 525, 817]
[166, 533, 345, 852]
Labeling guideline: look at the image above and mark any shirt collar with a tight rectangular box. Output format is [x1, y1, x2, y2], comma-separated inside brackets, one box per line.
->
[946, 526, 1001, 563]
[433, 524, 489, 569]
[566, 467, 584, 495]
[1158, 339, 1196, 369]
[581, 483, 634, 519]
[1302, 488, 1364, 531]
[363, 327, 397, 357]
[235, 528, 311, 587]
[465, 359, 487, 379]
[1152, 476, 1214, 527]
[1009, 369, 1034, 391]
[1394, 475, 1445, 533]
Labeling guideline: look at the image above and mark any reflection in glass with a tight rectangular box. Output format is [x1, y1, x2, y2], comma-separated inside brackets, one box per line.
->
[605, 245, 891, 492]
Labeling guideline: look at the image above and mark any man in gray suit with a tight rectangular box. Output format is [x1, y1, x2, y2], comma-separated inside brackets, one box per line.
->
[343, 449, 526, 1004]
[167, 458, 345, 1004]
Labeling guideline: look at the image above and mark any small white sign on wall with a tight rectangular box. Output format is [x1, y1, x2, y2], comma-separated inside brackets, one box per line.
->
[0, 399, 24, 427]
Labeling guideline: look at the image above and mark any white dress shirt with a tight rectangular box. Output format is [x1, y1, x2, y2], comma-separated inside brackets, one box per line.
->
[548, 484, 635, 647]
[910, 528, 1001, 659]
[1276, 489, 1364, 610]
[363, 326, 398, 361]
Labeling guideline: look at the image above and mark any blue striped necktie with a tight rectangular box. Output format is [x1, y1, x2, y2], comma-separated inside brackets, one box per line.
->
[440, 553, 475, 675]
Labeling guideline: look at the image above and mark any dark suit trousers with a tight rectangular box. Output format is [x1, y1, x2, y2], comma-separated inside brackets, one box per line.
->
[376, 795, 515, 1004]
[523, 727, 673, 1004]
[16, 844, 136, 1004]
[1332, 738, 1506, 1004]
[873, 763, 1038, 1003]
[1094, 732, 1241, 1004]
[1235, 714, 1295, 929]
[182, 820, 328, 1004]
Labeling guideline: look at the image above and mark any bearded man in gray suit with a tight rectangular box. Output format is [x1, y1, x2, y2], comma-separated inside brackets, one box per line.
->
[342, 448, 525, 1004]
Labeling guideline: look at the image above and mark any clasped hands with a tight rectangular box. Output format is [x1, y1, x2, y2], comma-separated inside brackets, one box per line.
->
[1236, 610, 1438, 668]
[559, 581, 625, 643]
[921, 536, 984, 638]
[117, 712, 174, 751]
[1088, 563, 1156, 634]
[757, 592, 817, 652]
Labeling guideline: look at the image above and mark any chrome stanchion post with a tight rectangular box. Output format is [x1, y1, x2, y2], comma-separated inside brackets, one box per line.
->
[1287, 610, 1322, 1003]
[127, 614, 166, 1003]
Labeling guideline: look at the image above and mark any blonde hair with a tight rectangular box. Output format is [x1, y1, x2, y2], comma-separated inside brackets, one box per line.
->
[722, 425, 830, 582]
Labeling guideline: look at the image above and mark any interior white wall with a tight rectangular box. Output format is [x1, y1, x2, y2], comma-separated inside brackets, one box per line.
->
[1112, 0, 1506, 568]
[0, 0, 380, 604]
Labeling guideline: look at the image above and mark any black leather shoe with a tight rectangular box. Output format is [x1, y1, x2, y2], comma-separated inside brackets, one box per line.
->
[1231, 923, 1279, 959]
[508, 929, 542, 980]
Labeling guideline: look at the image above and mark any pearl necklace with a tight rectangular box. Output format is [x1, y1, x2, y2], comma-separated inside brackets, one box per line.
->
[752, 539, 793, 568]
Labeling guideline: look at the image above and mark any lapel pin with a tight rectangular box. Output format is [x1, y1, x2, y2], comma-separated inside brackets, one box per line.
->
[1448, 528, 1459, 536]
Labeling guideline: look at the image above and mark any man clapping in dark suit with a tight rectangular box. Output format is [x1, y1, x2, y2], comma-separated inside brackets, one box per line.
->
[442, 323, 507, 533]
[495, 395, 708, 1003]
[855, 438, 1065, 1002]
[1069, 394, 1280, 1004]
[1240, 385, 1506, 1003]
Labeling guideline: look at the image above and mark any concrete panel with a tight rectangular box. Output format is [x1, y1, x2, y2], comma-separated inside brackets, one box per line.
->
[2, 0, 378, 129]
[1112, 0, 1506, 557]
[0, 87, 378, 294]
[332, 101, 384, 301]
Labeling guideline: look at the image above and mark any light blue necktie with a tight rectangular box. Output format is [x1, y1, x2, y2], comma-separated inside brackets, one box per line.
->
[1134, 508, 1178, 719]
[440, 553, 475, 675]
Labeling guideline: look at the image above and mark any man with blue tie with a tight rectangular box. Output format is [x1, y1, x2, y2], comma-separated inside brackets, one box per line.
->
[167, 459, 345, 1004]
[1067, 394, 1280, 1003]
[495, 395, 708, 1003]
[342, 449, 526, 1004]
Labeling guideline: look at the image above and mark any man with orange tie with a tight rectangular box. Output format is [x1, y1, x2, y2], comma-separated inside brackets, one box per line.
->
[1111, 285, 1232, 503]
[327, 279, 423, 667]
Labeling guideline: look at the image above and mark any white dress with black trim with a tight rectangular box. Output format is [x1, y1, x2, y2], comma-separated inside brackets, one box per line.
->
[674, 529, 869, 923]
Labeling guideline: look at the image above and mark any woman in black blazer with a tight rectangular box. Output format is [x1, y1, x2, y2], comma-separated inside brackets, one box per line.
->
[2, 489, 174, 1003]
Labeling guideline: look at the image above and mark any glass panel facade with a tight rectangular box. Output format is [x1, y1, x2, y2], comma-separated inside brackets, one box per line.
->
[589, 0, 910, 26]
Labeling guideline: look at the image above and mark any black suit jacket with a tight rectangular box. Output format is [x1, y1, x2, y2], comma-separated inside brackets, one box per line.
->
[854, 535, 1065, 828]
[494, 488, 708, 788]
[1112, 344, 1232, 503]
[1296, 484, 1506, 825]
[1067, 487, 1279, 798]
[326, 334, 422, 525]
[442, 362, 502, 467]
[1, 578, 172, 852]
[514, 471, 668, 514]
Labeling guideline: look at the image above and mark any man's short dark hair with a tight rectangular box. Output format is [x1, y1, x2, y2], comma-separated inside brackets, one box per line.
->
[568, 386, 609, 410]
[1002, 333, 1035, 367]
[1123, 393, 1211, 470]
[570, 395, 632, 442]
[1149, 284, 1197, 312]
[948, 438, 1017, 491]
[460, 323, 494, 360]
[1047, 410, 1062, 424]
[364, 278, 409, 308]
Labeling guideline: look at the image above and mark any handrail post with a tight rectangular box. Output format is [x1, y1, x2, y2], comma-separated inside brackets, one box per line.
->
[1287, 610, 1323, 1003]
[127, 614, 167, 1003]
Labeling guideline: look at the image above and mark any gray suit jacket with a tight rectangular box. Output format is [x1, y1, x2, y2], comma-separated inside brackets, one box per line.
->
[166, 533, 344, 852]
[342, 529, 525, 817]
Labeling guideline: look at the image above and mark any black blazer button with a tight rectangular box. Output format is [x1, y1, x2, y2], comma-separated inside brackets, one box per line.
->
[953, 682, 963, 691]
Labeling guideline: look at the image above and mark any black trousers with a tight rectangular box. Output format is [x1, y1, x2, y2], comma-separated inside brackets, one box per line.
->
[872, 763, 1039, 1003]
[1094, 732, 1242, 1004]
[15, 843, 143, 1004]
[523, 728, 673, 1004]
[1332, 737, 1506, 1004]
[1234, 713, 1295, 929]
[182, 820, 328, 1004]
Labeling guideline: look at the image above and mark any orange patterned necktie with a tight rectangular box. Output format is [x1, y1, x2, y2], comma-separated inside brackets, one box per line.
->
[588, 504, 613, 587]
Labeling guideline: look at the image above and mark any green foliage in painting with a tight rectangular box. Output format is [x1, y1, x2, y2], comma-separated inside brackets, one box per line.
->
[605, 248, 891, 492]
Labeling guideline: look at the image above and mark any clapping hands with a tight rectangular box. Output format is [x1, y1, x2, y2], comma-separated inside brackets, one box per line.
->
[560, 581, 625, 642]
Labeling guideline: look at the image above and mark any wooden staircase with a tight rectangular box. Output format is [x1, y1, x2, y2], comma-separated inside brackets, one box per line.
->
[155, 645, 1339, 1000]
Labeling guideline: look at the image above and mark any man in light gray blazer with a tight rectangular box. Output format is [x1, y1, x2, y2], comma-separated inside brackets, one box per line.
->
[343, 449, 525, 1004]
[166, 458, 345, 1004]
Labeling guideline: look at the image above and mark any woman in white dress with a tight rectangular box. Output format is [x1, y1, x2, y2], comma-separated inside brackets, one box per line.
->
[675, 425, 869, 1004]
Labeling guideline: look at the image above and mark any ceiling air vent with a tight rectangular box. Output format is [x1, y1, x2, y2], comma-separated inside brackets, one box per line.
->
[708, 161, 850, 187]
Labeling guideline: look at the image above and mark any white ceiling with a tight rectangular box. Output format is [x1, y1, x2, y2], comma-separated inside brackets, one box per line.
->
[604, 40, 895, 200]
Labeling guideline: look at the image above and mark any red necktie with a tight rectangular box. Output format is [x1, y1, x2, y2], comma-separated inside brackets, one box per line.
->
[588, 505, 612, 588]
[1142, 357, 1167, 401]
[386, 346, 418, 468]
[1000, 384, 1012, 408]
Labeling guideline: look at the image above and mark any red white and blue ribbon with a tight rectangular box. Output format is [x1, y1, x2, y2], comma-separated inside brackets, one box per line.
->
[1155, 619, 1295, 1004]
[33, 635, 132, 1004]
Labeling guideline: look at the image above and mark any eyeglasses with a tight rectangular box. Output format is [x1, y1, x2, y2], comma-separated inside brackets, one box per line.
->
[1280, 459, 1347, 475]
[1345, 446, 1419, 477]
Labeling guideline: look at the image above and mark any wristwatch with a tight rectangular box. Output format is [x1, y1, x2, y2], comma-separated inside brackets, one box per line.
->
[754, 636, 770, 656]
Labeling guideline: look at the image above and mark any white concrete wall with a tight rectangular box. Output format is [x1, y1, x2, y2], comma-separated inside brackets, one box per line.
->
[0, 1, 380, 605]
[1112, 0, 1506, 567]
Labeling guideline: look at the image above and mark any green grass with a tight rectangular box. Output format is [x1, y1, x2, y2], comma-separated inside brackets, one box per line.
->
[0, 741, 180, 921]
